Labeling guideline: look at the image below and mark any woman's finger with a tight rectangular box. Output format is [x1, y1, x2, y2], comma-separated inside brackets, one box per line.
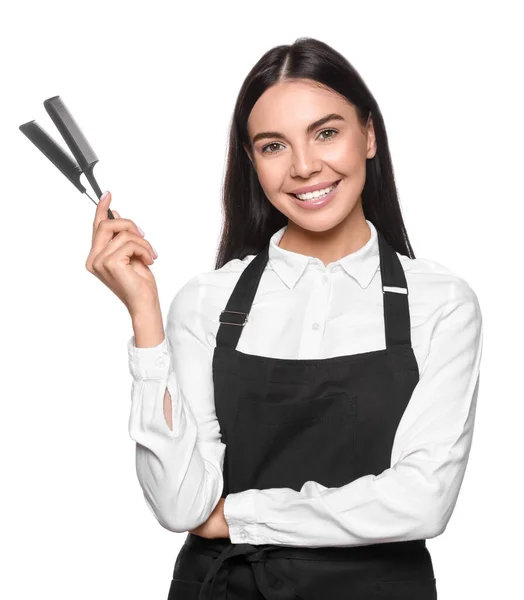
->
[92, 191, 112, 239]
[96, 228, 157, 265]
[90, 217, 142, 257]
[101, 239, 155, 271]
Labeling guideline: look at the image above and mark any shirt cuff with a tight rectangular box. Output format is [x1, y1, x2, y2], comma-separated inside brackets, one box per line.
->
[224, 490, 260, 544]
[127, 334, 170, 380]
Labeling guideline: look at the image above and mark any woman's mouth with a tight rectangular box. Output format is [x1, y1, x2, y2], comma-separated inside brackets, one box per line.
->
[289, 179, 341, 210]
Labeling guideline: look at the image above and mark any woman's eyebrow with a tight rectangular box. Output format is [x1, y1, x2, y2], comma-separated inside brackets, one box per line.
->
[252, 113, 345, 144]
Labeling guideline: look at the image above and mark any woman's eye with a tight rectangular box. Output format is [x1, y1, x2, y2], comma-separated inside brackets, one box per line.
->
[261, 142, 284, 154]
[318, 128, 338, 141]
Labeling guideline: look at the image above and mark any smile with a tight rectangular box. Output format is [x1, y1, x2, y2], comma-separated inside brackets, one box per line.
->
[289, 179, 342, 210]
[293, 180, 340, 201]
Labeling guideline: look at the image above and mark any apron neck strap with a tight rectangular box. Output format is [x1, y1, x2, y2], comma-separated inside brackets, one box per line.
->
[216, 227, 411, 350]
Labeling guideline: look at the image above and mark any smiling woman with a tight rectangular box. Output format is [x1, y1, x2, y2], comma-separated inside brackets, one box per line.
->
[242, 82, 376, 234]
[118, 36, 482, 600]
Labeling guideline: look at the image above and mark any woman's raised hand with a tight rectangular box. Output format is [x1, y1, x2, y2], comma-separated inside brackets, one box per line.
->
[85, 191, 160, 317]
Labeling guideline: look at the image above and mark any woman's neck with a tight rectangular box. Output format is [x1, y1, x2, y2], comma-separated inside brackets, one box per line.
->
[278, 207, 371, 267]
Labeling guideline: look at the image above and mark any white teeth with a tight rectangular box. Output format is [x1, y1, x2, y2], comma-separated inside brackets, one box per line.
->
[295, 182, 337, 201]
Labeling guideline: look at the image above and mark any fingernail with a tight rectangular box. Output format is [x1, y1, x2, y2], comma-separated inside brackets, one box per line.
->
[152, 247, 159, 258]
[101, 191, 109, 201]
[137, 227, 145, 237]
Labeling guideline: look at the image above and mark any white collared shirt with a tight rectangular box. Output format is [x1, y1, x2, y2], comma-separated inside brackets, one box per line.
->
[127, 219, 483, 547]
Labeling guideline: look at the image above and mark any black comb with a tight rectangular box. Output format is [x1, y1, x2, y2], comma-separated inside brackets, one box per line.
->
[19, 120, 87, 193]
[19, 95, 114, 219]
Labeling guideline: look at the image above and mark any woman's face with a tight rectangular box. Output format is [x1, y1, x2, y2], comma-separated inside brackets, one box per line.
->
[244, 79, 376, 232]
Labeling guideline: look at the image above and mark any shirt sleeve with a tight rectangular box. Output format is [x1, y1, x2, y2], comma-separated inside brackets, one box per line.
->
[224, 278, 484, 547]
[127, 273, 226, 532]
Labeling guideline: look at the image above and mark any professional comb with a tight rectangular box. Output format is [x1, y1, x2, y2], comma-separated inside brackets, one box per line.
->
[19, 95, 114, 219]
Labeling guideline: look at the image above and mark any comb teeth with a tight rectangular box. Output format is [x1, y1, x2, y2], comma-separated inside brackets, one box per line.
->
[44, 96, 98, 171]
[19, 120, 86, 193]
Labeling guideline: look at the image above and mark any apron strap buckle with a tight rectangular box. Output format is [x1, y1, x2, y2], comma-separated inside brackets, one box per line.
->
[219, 310, 249, 326]
[383, 285, 408, 295]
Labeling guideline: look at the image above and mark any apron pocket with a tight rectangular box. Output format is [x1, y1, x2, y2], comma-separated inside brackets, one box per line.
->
[375, 577, 437, 599]
[232, 393, 357, 490]
[167, 578, 202, 600]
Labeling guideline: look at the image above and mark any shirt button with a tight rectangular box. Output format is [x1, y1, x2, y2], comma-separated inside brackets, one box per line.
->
[239, 530, 247, 540]
[312, 322, 320, 330]
[156, 357, 166, 367]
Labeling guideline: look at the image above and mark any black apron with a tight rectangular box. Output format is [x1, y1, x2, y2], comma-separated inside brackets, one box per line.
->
[168, 229, 437, 600]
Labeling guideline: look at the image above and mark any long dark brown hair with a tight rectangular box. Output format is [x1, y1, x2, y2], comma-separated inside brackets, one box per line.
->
[214, 37, 416, 269]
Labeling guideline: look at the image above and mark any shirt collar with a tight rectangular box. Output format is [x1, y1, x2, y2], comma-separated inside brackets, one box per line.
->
[268, 219, 380, 290]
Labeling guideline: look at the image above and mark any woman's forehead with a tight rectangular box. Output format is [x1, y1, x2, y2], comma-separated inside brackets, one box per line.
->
[247, 82, 355, 135]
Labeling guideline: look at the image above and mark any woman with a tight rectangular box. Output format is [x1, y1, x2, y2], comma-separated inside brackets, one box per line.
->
[86, 37, 483, 599]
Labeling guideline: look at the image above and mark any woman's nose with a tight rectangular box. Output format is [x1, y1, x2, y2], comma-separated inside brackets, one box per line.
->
[289, 146, 322, 179]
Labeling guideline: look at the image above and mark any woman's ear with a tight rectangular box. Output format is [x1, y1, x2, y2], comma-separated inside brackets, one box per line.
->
[366, 115, 377, 160]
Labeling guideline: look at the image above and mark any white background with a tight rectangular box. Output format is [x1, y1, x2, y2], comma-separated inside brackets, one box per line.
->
[1, 1, 521, 598]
